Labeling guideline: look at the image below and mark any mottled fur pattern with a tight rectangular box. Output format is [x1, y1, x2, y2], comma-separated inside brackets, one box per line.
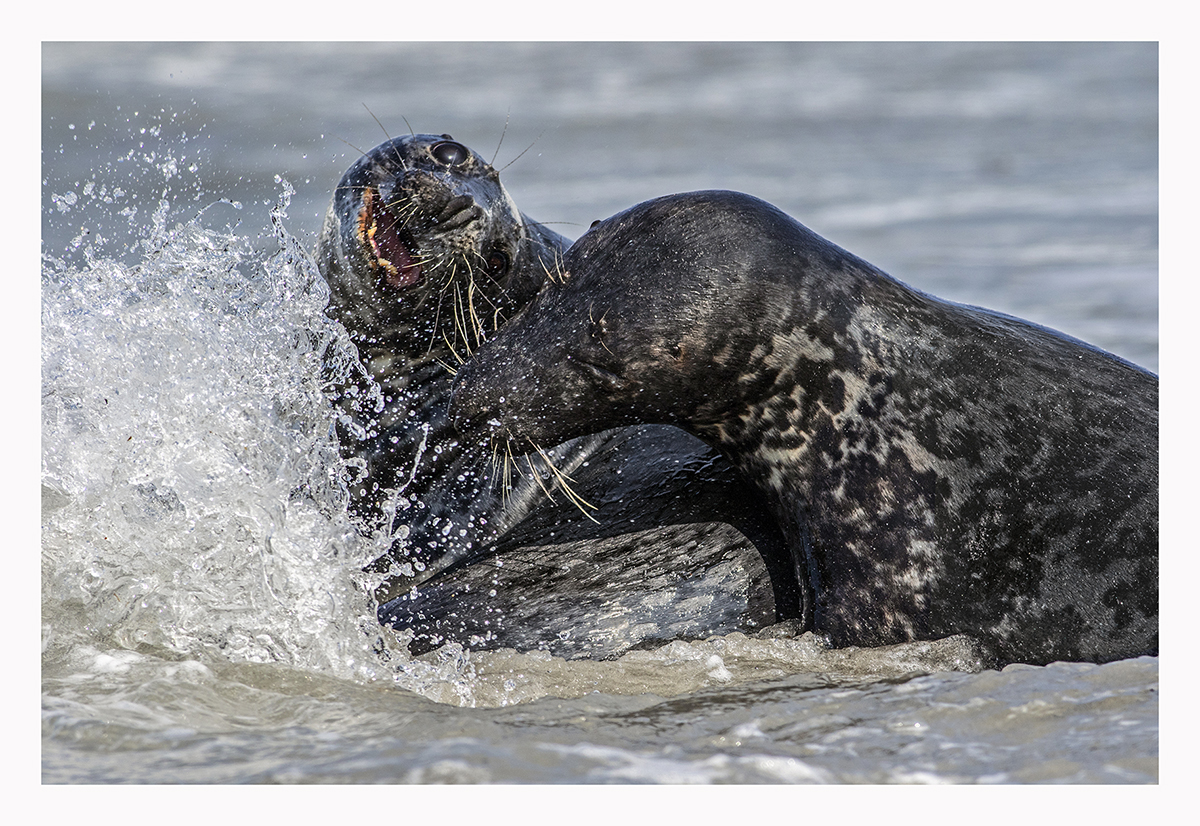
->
[451, 190, 1158, 666]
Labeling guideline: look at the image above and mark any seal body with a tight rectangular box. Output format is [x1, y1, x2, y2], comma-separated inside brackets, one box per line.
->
[451, 190, 1158, 666]
[318, 143, 796, 657]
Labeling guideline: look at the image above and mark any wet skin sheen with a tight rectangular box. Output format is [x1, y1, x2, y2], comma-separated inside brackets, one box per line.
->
[451, 190, 1158, 667]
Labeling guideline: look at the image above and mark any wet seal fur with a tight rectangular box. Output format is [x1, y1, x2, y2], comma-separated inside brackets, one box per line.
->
[451, 190, 1159, 666]
[318, 142, 797, 658]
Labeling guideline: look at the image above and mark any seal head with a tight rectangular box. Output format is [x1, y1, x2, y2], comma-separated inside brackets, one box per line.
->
[450, 192, 812, 440]
[318, 134, 564, 387]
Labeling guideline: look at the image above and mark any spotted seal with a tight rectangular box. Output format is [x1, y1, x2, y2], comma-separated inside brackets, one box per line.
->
[450, 189, 1159, 666]
[317, 141, 798, 658]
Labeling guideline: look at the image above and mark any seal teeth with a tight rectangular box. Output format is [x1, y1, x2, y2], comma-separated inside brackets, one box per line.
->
[358, 186, 423, 289]
[355, 186, 377, 252]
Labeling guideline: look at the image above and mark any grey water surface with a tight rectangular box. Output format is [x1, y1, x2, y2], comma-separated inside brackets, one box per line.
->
[42, 42, 1157, 784]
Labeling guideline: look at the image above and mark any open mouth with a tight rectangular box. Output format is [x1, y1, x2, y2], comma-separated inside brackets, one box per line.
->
[357, 187, 423, 289]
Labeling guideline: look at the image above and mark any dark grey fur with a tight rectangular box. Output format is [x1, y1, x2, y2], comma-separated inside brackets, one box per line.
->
[318, 143, 796, 658]
[451, 190, 1158, 666]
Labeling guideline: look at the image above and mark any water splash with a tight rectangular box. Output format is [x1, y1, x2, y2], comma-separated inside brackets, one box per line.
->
[41, 169, 400, 682]
[43, 105, 213, 266]
[38, 164, 1000, 708]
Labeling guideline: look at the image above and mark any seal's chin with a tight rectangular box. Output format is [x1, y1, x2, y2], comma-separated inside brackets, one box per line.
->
[358, 186, 423, 289]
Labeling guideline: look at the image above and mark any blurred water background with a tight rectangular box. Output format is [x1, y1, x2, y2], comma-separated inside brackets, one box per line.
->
[41, 42, 1157, 786]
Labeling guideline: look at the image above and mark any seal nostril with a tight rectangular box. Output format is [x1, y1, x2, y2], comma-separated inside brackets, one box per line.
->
[435, 195, 483, 232]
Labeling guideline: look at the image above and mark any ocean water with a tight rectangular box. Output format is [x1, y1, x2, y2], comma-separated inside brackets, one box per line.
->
[41, 42, 1158, 786]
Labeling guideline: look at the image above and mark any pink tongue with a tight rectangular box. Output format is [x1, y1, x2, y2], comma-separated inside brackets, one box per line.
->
[372, 214, 422, 288]
[384, 257, 422, 289]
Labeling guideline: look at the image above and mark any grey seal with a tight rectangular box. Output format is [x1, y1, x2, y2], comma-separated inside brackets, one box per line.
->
[450, 190, 1158, 666]
[318, 142, 798, 658]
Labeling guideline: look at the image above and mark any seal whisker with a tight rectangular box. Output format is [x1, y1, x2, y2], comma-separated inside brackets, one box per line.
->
[466, 274, 486, 343]
[531, 442, 598, 522]
[491, 109, 511, 167]
[497, 129, 546, 174]
[596, 307, 616, 355]
[501, 438, 516, 509]
[441, 332, 467, 365]
[525, 453, 558, 504]
[412, 251, 440, 270]
[429, 255, 453, 292]
[462, 259, 498, 344]
[335, 182, 381, 196]
[462, 269, 505, 324]
[396, 200, 422, 222]
[489, 438, 501, 480]
[458, 249, 511, 296]
[363, 103, 392, 141]
[538, 252, 562, 285]
[460, 271, 492, 347]
[450, 281, 465, 348]
[360, 104, 413, 173]
[530, 442, 582, 488]
[455, 257, 483, 345]
[335, 136, 371, 162]
[382, 194, 418, 217]
[425, 282, 449, 355]
[522, 219, 585, 231]
[451, 282, 475, 357]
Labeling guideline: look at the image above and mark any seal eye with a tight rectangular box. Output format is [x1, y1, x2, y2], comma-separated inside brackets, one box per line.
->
[431, 140, 470, 166]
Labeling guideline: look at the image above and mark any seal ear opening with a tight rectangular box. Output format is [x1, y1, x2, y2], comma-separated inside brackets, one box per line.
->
[484, 247, 511, 278]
